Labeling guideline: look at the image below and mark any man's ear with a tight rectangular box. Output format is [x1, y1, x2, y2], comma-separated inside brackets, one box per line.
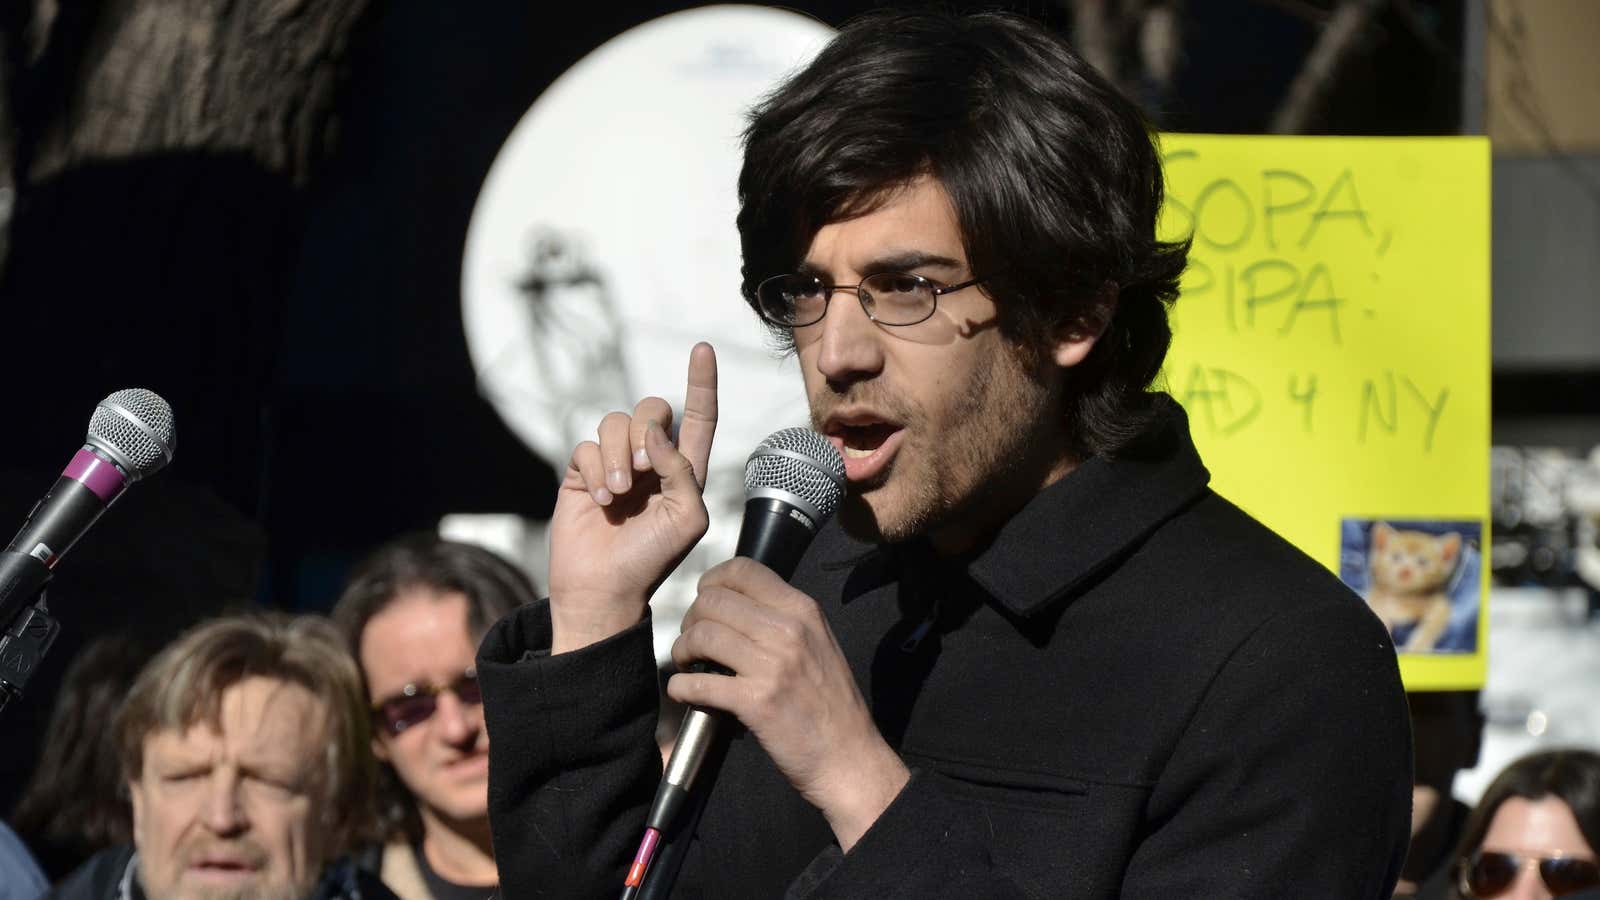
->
[1049, 284, 1116, 368]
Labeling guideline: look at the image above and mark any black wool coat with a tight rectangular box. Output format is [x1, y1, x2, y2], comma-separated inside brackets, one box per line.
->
[478, 399, 1414, 899]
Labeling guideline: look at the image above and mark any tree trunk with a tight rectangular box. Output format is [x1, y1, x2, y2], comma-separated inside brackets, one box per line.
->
[12, 0, 370, 182]
[1, 0, 371, 266]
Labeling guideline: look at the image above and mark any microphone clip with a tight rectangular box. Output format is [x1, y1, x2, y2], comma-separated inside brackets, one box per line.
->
[0, 550, 61, 715]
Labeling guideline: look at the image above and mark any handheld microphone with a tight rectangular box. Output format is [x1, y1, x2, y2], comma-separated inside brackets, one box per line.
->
[0, 389, 175, 708]
[626, 428, 845, 899]
[5, 389, 175, 569]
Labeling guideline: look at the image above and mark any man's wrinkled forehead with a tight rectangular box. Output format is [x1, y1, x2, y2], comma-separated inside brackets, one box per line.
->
[143, 676, 328, 764]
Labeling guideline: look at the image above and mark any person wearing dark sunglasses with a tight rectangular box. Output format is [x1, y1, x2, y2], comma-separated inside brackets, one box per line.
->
[1448, 749, 1600, 900]
[333, 535, 538, 900]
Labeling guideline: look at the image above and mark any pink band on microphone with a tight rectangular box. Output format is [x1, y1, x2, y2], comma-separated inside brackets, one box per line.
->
[63, 448, 127, 502]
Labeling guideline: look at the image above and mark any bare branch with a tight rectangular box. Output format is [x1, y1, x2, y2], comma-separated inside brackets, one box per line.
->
[1140, 2, 1183, 89]
[1072, 0, 1125, 88]
[1270, 0, 1386, 134]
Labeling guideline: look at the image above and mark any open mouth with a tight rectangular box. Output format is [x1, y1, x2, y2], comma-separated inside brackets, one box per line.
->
[837, 422, 898, 459]
[823, 412, 905, 482]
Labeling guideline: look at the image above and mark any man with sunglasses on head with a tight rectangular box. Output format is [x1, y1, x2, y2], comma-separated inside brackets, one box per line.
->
[333, 535, 539, 899]
[478, 8, 1413, 898]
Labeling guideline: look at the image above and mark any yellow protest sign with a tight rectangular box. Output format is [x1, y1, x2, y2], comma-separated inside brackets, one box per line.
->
[1159, 135, 1490, 690]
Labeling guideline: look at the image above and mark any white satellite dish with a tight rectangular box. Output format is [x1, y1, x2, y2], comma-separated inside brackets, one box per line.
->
[460, 6, 835, 656]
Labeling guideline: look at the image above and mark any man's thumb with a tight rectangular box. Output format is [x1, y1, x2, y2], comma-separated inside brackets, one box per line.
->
[644, 421, 701, 499]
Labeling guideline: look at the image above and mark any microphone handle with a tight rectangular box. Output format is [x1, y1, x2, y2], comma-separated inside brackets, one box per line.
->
[637, 495, 823, 897]
[635, 714, 732, 900]
[0, 471, 94, 709]
[0, 474, 92, 711]
[7, 473, 113, 566]
[3, 449, 128, 624]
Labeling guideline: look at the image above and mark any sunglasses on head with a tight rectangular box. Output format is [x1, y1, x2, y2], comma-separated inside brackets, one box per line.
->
[1459, 850, 1600, 897]
[371, 668, 482, 736]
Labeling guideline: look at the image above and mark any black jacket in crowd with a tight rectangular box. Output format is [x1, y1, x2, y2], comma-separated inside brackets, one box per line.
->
[477, 398, 1414, 898]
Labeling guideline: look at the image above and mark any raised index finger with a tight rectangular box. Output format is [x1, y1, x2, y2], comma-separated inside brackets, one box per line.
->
[678, 341, 718, 488]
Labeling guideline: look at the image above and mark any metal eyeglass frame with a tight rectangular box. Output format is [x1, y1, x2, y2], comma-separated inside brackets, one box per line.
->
[756, 271, 988, 328]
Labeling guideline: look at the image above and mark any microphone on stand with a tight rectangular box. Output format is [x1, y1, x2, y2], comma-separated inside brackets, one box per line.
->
[623, 427, 845, 900]
[0, 389, 175, 712]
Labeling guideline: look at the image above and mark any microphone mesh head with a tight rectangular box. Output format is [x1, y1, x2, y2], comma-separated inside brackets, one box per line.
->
[87, 389, 176, 479]
[744, 427, 847, 521]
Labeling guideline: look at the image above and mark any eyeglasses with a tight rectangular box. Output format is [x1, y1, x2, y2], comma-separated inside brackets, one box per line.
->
[755, 271, 987, 328]
[1459, 850, 1600, 897]
[370, 669, 482, 736]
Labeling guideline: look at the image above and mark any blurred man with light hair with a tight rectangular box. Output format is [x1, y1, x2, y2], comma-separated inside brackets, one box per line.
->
[50, 614, 397, 900]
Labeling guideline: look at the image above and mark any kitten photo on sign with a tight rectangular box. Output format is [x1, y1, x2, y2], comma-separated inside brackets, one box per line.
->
[1339, 519, 1483, 654]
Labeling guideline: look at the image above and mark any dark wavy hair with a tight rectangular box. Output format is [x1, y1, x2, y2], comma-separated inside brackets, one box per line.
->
[331, 533, 539, 842]
[737, 9, 1190, 458]
[1448, 748, 1600, 899]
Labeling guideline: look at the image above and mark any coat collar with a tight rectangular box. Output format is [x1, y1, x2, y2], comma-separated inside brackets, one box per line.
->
[964, 396, 1211, 617]
[822, 395, 1212, 618]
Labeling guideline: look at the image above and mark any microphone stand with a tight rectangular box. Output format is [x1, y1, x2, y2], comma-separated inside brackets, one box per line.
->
[0, 550, 62, 717]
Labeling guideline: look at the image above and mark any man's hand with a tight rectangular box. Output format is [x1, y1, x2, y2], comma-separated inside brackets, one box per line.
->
[668, 557, 911, 852]
[547, 342, 719, 654]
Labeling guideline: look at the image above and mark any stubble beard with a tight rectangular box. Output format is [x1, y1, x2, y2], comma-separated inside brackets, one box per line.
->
[818, 345, 1057, 548]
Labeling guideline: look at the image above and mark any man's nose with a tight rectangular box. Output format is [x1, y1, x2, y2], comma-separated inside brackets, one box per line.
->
[201, 772, 247, 835]
[1506, 865, 1549, 900]
[812, 288, 885, 386]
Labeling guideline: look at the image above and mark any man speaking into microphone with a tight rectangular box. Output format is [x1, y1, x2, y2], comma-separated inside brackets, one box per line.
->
[476, 9, 1412, 898]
